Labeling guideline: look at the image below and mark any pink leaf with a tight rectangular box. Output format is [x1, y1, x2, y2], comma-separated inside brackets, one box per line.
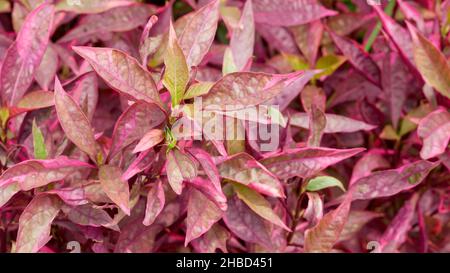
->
[139, 15, 158, 66]
[351, 160, 439, 201]
[261, 147, 364, 180]
[16, 90, 55, 110]
[265, 70, 316, 111]
[290, 20, 323, 65]
[379, 194, 420, 252]
[59, 4, 155, 43]
[132, 128, 164, 153]
[373, 5, 415, 68]
[15, 194, 62, 253]
[300, 85, 326, 113]
[122, 150, 156, 181]
[252, 0, 337, 27]
[223, 196, 272, 248]
[72, 46, 164, 108]
[232, 182, 290, 231]
[0, 182, 20, 209]
[55, 0, 137, 14]
[407, 22, 450, 98]
[329, 31, 381, 86]
[350, 151, 390, 185]
[166, 149, 198, 195]
[114, 218, 161, 253]
[47, 187, 89, 206]
[35, 44, 58, 91]
[98, 165, 130, 215]
[304, 192, 323, 227]
[256, 24, 298, 54]
[0, 3, 54, 106]
[339, 210, 383, 242]
[191, 224, 230, 253]
[179, 0, 220, 68]
[65, 71, 99, 121]
[417, 108, 450, 159]
[229, 0, 255, 71]
[307, 105, 326, 147]
[187, 177, 227, 211]
[304, 193, 352, 253]
[290, 112, 376, 133]
[219, 152, 285, 198]
[65, 204, 115, 228]
[202, 71, 307, 110]
[55, 77, 101, 163]
[327, 12, 373, 36]
[382, 52, 411, 129]
[188, 148, 221, 191]
[143, 180, 165, 226]
[109, 101, 166, 159]
[185, 189, 223, 246]
[0, 157, 93, 191]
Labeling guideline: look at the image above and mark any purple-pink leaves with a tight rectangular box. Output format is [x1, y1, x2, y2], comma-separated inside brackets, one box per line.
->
[73, 46, 163, 108]
[0, 157, 93, 199]
[109, 101, 165, 159]
[304, 193, 352, 252]
[166, 149, 198, 195]
[229, 0, 255, 71]
[55, 78, 101, 163]
[261, 147, 364, 180]
[408, 23, 450, 99]
[143, 180, 165, 226]
[252, 0, 336, 27]
[290, 112, 376, 133]
[185, 189, 222, 246]
[0, 0, 448, 254]
[99, 165, 130, 215]
[59, 4, 155, 43]
[328, 31, 381, 86]
[351, 160, 439, 201]
[202, 71, 307, 110]
[179, 0, 220, 68]
[0, 3, 54, 106]
[15, 194, 62, 253]
[417, 108, 450, 159]
[218, 152, 284, 198]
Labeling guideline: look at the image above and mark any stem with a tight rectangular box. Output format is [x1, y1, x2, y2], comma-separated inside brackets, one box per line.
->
[364, 0, 397, 52]
[287, 179, 306, 244]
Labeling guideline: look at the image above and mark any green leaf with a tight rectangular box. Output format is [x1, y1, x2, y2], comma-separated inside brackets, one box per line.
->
[380, 125, 400, 141]
[0, 0, 10, 13]
[314, 55, 346, 79]
[306, 176, 346, 192]
[162, 22, 190, 107]
[398, 103, 433, 137]
[32, 119, 47, 160]
[232, 182, 290, 231]
[283, 53, 310, 71]
[222, 47, 237, 75]
[267, 106, 287, 128]
[184, 82, 214, 100]
[0, 107, 9, 128]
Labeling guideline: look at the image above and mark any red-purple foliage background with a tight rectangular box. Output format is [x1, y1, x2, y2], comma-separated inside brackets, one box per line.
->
[0, 0, 448, 253]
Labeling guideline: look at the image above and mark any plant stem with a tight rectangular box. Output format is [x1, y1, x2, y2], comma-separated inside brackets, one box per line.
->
[287, 179, 306, 244]
[364, 0, 397, 52]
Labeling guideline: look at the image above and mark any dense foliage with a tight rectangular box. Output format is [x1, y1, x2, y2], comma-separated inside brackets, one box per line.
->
[0, 0, 448, 253]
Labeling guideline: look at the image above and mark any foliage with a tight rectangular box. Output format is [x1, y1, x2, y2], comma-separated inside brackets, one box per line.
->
[0, 0, 448, 253]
